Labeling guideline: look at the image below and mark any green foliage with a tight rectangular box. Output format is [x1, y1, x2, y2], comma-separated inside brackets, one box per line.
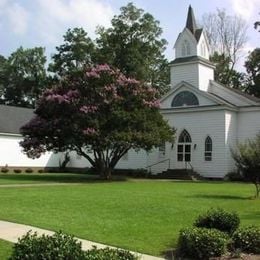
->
[96, 3, 170, 96]
[25, 168, 33, 173]
[244, 48, 260, 98]
[49, 28, 95, 77]
[176, 227, 228, 259]
[9, 231, 85, 260]
[20, 65, 174, 179]
[1, 47, 47, 108]
[232, 133, 260, 198]
[85, 246, 137, 260]
[194, 208, 240, 234]
[232, 226, 260, 254]
[210, 52, 245, 89]
[9, 231, 137, 260]
[13, 169, 22, 174]
[1, 167, 9, 173]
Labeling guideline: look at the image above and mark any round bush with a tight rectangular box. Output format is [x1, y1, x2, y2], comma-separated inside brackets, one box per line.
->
[9, 231, 85, 260]
[85, 246, 138, 260]
[194, 208, 240, 234]
[176, 227, 229, 259]
[232, 226, 260, 254]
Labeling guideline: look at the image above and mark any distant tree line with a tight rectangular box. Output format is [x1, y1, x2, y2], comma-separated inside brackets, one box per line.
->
[0, 4, 259, 108]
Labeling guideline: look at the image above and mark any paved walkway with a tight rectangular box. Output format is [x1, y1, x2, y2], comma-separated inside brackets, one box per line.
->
[0, 220, 164, 260]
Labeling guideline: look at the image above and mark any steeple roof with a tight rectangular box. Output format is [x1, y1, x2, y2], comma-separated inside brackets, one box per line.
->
[185, 5, 197, 35]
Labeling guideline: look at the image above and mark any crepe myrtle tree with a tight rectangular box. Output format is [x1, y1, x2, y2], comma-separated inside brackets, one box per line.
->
[20, 64, 175, 179]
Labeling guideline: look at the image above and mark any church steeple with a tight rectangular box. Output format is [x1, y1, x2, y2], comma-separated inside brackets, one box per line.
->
[185, 5, 197, 35]
[170, 6, 214, 91]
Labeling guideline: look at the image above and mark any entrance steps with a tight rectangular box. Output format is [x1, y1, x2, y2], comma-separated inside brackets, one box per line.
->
[152, 169, 202, 180]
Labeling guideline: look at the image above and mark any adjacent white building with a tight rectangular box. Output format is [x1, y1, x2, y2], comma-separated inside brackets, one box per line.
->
[1, 6, 260, 178]
[148, 6, 260, 177]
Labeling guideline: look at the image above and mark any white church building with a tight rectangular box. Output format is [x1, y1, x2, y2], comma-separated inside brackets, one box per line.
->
[1, 6, 260, 178]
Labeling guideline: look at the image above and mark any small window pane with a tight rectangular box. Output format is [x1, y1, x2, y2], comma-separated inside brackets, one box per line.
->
[185, 145, 191, 152]
[178, 153, 183, 161]
[185, 154, 191, 162]
[178, 145, 183, 152]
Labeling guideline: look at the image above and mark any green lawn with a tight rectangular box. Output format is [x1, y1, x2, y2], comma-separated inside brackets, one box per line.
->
[0, 173, 101, 185]
[0, 176, 258, 256]
[0, 239, 13, 259]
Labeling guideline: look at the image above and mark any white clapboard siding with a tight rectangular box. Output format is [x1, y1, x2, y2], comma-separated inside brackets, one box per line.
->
[0, 135, 60, 168]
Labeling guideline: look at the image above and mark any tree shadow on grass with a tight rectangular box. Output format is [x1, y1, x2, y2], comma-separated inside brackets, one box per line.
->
[0, 173, 128, 184]
[189, 194, 250, 200]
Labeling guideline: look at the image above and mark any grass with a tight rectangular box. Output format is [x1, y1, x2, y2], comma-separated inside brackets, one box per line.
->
[0, 174, 258, 256]
[0, 172, 101, 185]
[0, 239, 13, 259]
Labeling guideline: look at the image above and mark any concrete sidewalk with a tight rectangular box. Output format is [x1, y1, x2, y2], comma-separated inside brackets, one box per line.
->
[0, 220, 164, 260]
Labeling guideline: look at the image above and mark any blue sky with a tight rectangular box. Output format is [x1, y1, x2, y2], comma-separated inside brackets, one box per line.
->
[0, 0, 259, 70]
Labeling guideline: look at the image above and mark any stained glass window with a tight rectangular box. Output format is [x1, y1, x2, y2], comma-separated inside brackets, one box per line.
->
[172, 91, 199, 107]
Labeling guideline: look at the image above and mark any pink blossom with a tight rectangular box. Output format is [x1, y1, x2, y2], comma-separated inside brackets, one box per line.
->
[83, 128, 97, 135]
[143, 99, 160, 108]
[80, 105, 98, 113]
[86, 71, 100, 78]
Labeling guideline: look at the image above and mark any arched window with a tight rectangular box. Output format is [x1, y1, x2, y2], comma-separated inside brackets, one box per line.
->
[181, 40, 191, 56]
[172, 91, 199, 107]
[205, 136, 212, 161]
[178, 130, 192, 143]
[177, 130, 192, 162]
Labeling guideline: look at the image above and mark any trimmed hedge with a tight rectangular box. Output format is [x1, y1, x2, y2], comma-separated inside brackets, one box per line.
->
[9, 231, 137, 260]
[232, 226, 260, 254]
[85, 246, 137, 260]
[176, 227, 229, 260]
[9, 231, 85, 260]
[194, 208, 240, 234]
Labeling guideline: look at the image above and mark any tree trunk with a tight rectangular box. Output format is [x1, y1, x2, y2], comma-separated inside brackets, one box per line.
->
[93, 159, 112, 180]
[255, 183, 259, 198]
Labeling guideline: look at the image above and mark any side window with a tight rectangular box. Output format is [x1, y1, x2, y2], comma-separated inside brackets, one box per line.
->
[205, 136, 212, 161]
[181, 40, 191, 56]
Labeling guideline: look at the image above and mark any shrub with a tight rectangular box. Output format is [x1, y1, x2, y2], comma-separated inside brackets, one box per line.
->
[85, 246, 138, 260]
[225, 171, 244, 181]
[38, 169, 44, 173]
[1, 167, 9, 173]
[232, 226, 260, 254]
[176, 227, 229, 259]
[194, 208, 240, 234]
[9, 231, 85, 260]
[13, 169, 22, 174]
[25, 168, 33, 173]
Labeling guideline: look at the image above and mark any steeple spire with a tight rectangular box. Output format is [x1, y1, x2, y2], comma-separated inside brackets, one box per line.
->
[185, 5, 197, 35]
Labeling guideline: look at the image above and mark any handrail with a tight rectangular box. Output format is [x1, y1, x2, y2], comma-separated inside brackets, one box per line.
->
[146, 158, 170, 172]
[185, 161, 193, 171]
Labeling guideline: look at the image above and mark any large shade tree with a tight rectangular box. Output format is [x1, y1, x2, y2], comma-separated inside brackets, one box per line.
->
[202, 9, 248, 89]
[20, 65, 174, 179]
[49, 28, 95, 77]
[1, 47, 47, 108]
[244, 48, 260, 97]
[95, 3, 170, 96]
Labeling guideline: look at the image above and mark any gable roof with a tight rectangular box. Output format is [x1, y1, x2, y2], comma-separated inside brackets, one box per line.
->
[209, 81, 260, 106]
[169, 55, 215, 68]
[0, 105, 34, 135]
[160, 81, 236, 108]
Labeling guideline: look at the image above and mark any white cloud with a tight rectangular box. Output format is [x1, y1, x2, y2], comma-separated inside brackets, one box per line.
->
[36, 0, 114, 44]
[6, 2, 29, 35]
[230, 0, 259, 20]
[0, 1, 29, 35]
